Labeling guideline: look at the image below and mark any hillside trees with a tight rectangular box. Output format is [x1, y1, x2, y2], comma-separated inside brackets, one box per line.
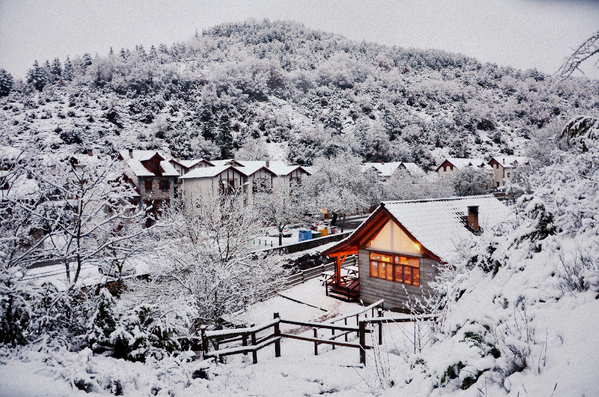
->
[2, 20, 599, 173]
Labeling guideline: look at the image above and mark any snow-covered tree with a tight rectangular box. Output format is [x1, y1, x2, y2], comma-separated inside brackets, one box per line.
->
[26, 60, 46, 91]
[555, 29, 599, 81]
[6, 153, 149, 285]
[129, 193, 283, 328]
[0, 69, 13, 96]
[449, 167, 493, 196]
[254, 183, 305, 246]
[301, 154, 371, 231]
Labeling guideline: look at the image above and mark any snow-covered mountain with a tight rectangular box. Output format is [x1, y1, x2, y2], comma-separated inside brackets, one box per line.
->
[2, 20, 598, 169]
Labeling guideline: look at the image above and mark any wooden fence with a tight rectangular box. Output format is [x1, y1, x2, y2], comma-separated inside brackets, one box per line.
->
[183, 299, 437, 366]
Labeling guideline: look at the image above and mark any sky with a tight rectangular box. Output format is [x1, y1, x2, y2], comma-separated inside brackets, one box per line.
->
[0, 0, 598, 80]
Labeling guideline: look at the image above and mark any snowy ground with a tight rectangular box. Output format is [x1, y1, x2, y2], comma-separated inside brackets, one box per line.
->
[2, 270, 599, 396]
[0, 278, 417, 396]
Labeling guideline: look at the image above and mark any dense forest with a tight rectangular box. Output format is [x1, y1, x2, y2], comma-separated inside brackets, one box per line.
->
[2, 20, 599, 169]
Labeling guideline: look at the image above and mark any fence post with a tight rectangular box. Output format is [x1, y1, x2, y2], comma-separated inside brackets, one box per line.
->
[200, 326, 208, 359]
[251, 331, 258, 364]
[344, 318, 348, 342]
[378, 308, 383, 345]
[274, 313, 281, 358]
[359, 320, 366, 365]
[313, 328, 318, 356]
[242, 333, 248, 356]
[331, 328, 335, 350]
[413, 321, 417, 354]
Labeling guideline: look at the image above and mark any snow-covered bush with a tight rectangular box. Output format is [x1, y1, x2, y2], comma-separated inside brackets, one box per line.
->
[87, 289, 181, 362]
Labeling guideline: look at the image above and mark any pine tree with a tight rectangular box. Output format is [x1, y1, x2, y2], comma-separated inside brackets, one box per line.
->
[137, 44, 147, 60]
[120, 48, 127, 61]
[199, 101, 216, 140]
[0, 69, 13, 96]
[63, 56, 74, 81]
[217, 112, 234, 159]
[26, 60, 47, 91]
[51, 58, 62, 77]
[82, 53, 93, 68]
[149, 45, 157, 60]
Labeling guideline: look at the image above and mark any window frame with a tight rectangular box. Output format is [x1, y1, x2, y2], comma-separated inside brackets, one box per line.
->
[159, 179, 170, 190]
[144, 180, 152, 191]
[369, 250, 420, 287]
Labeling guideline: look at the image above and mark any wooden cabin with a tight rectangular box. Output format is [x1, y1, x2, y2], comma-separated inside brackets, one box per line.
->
[322, 196, 512, 310]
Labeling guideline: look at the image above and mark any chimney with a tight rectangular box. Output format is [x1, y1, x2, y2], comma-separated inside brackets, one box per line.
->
[468, 206, 479, 231]
[266, 160, 270, 168]
[129, 148, 133, 158]
[87, 149, 93, 156]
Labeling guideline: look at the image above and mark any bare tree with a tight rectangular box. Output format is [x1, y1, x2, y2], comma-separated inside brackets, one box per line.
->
[555, 30, 599, 82]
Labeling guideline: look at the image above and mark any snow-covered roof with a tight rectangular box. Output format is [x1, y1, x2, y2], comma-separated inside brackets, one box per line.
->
[235, 163, 277, 177]
[125, 158, 154, 177]
[489, 156, 528, 168]
[120, 150, 178, 177]
[180, 165, 237, 179]
[160, 161, 179, 177]
[401, 162, 426, 176]
[363, 162, 404, 177]
[435, 158, 492, 172]
[326, 195, 513, 263]
[382, 196, 512, 262]
[169, 159, 212, 169]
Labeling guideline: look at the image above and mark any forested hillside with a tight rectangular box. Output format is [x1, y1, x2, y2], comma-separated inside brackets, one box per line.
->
[2, 20, 599, 168]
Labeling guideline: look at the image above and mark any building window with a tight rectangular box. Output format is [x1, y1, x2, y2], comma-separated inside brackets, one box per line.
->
[507, 172, 511, 178]
[369, 251, 420, 286]
[145, 180, 152, 191]
[160, 180, 170, 190]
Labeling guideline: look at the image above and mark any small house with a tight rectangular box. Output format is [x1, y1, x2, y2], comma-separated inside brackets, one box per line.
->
[434, 158, 489, 177]
[119, 150, 179, 213]
[322, 196, 512, 310]
[488, 156, 528, 188]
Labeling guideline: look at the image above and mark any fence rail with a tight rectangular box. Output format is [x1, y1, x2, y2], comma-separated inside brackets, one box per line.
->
[188, 299, 440, 365]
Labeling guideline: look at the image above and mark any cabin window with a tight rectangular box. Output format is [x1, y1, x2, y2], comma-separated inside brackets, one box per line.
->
[369, 251, 420, 286]
[145, 180, 152, 191]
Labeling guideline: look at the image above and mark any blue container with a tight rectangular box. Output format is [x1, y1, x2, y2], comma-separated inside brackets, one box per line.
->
[298, 230, 312, 242]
